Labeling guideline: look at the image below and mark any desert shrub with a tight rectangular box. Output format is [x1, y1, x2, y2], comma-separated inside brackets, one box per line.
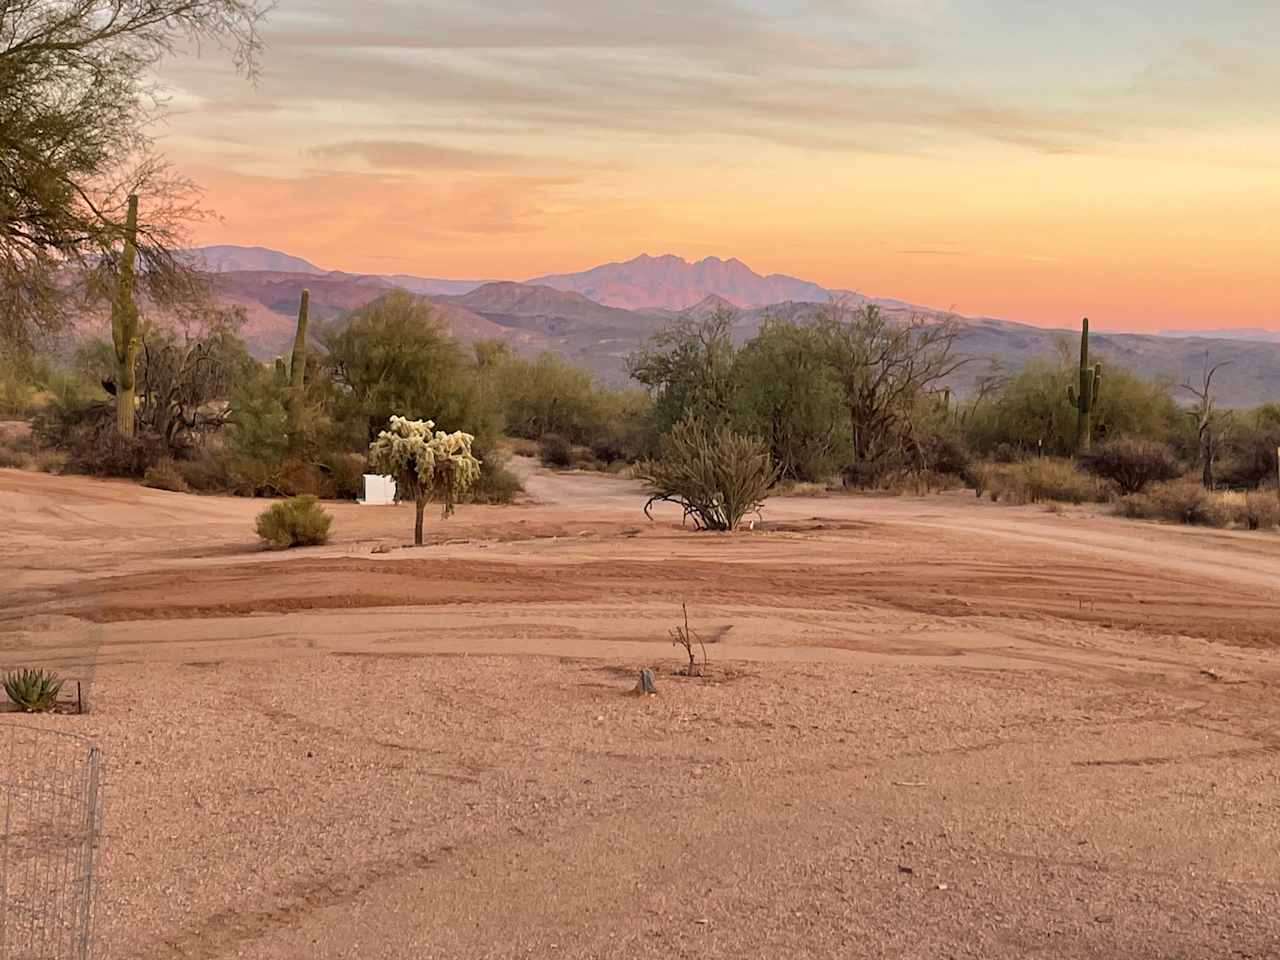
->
[32, 449, 67, 473]
[179, 447, 237, 493]
[1216, 411, 1280, 489]
[469, 458, 524, 503]
[142, 458, 190, 492]
[1245, 493, 1280, 531]
[254, 495, 333, 549]
[980, 458, 1105, 505]
[4, 668, 63, 712]
[1079, 438, 1182, 495]
[509, 437, 539, 458]
[637, 417, 779, 531]
[318, 451, 368, 501]
[538, 433, 572, 468]
[1020, 458, 1105, 504]
[1117, 480, 1224, 526]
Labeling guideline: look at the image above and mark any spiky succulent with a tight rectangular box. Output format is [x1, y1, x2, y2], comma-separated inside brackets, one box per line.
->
[4, 668, 64, 713]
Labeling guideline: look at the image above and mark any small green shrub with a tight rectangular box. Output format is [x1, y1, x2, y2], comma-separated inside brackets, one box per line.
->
[143, 458, 191, 493]
[538, 433, 572, 468]
[469, 458, 524, 504]
[4, 668, 64, 712]
[255, 495, 333, 549]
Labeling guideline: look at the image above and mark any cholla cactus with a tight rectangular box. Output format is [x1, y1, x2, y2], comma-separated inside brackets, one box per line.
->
[367, 416, 482, 545]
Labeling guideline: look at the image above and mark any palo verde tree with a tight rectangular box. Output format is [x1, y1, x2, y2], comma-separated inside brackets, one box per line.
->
[1, 0, 270, 356]
[627, 308, 738, 435]
[367, 416, 482, 547]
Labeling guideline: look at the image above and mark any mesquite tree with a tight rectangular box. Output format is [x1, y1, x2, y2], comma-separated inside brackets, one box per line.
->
[1, 0, 270, 355]
[367, 416, 481, 546]
[813, 301, 968, 478]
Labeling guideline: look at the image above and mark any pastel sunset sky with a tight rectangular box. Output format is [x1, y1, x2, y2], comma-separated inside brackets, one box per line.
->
[162, 0, 1279, 331]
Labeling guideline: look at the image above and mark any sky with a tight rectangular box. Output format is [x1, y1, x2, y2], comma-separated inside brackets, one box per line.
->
[162, 0, 1280, 331]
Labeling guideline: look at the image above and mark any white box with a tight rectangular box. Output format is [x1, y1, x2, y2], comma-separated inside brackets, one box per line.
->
[360, 474, 398, 505]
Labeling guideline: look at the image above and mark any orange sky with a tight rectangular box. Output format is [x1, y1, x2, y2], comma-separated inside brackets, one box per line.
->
[164, 1, 1280, 331]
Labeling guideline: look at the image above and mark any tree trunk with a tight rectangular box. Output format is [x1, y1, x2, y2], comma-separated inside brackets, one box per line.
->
[414, 496, 426, 546]
[1202, 435, 1214, 489]
[111, 195, 140, 439]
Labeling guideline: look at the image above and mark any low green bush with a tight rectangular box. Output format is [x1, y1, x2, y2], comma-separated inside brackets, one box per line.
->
[255, 495, 333, 549]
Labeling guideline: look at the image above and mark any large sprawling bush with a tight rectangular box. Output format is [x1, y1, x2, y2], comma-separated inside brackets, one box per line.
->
[638, 417, 778, 531]
[1079, 438, 1182, 495]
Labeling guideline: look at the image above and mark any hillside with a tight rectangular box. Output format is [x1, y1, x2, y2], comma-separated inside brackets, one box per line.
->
[193, 247, 1280, 403]
[190, 246, 327, 274]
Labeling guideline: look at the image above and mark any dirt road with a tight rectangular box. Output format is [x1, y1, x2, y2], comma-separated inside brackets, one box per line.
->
[2, 464, 1279, 957]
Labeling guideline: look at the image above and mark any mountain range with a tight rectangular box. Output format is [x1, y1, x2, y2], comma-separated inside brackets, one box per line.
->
[187, 246, 1280, 406]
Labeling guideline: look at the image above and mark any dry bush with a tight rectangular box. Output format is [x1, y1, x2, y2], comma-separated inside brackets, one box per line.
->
[1113, 480, 1264, 528]
[32, 449, 66, 473]
[1246, 493, 1280, 531]
[978, 458, 1106, 505]
[142, 458, 190, 492]
[1079, 437, 1182, 495]
[508, 437, 539, 458]
[538, 433, 572, 468]
[255, 495, 333, 549]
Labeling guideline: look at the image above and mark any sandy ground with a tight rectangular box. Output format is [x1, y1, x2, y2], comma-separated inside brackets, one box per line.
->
[2, 461, 1280, 958]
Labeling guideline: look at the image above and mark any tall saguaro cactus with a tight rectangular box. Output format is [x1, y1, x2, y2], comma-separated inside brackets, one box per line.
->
[1067, 317, 1102, 454]
[111, 194, 140, 438]
[287, 289, 310, 445]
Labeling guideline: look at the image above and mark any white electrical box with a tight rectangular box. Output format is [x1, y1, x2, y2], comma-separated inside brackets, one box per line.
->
[360, 474, 398, 505]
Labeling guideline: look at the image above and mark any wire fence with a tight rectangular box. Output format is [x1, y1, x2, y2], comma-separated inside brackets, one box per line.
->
[0, 726, 101, 960]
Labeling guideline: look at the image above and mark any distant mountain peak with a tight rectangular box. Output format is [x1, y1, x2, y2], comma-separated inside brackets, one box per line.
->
[188, 244, 327, 275]
[527, 253, 831, 311]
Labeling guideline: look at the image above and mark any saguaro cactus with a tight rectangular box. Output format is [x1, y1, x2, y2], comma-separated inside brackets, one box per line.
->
[1067, 317, 1102, 454]
[111, 194, 140, 438]
[286, 289, 310, 445]
[290, 289, 309, 391]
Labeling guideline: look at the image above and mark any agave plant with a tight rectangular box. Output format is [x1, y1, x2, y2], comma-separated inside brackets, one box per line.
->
[3, 668, 64, 713]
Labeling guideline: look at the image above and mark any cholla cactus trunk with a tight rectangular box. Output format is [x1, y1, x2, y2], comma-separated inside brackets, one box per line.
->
[287, 289, 310, 447]
[1068, 317, 1102, 454]
[111, 194, 140, 438]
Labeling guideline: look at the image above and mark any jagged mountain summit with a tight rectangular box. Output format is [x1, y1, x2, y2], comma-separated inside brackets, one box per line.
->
[527, 253, 835, 311]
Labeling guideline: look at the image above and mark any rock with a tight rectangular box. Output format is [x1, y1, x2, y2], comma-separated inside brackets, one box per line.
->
[633, 668, 658, 696]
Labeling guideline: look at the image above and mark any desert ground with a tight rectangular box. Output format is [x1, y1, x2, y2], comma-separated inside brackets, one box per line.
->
[2, 461, 1280, 958]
